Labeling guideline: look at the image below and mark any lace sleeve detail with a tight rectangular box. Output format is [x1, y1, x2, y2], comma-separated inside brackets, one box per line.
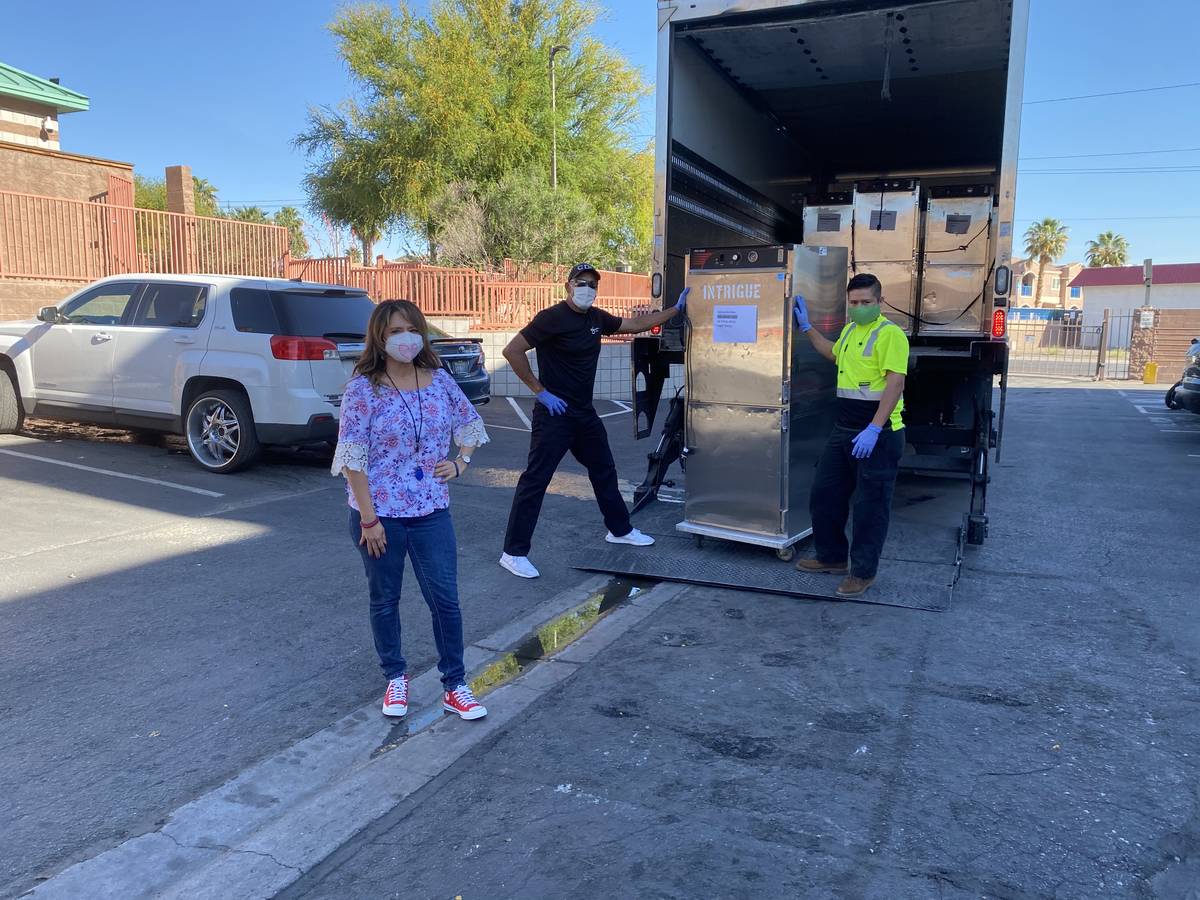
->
[331, 441, 369, 476]
[453, 418, 490, 449]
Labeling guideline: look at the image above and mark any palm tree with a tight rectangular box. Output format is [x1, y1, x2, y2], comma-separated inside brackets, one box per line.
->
[1085, 231, 1129, 267]
[192, 177, 220, 217]
[1023, 218, 1070, 305]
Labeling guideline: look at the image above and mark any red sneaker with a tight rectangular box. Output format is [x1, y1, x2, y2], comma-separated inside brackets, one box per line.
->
[443, 684, 487, 720]
[382, 674, 409, 718]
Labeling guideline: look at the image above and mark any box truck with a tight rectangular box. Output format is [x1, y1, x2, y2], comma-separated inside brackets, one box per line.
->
[632, 0, 1028, 551]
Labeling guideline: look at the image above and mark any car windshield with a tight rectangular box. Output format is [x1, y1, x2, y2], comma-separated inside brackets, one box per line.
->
[427, 323, 451, 340]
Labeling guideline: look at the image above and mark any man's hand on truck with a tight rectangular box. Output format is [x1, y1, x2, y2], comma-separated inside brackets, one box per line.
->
[675, 286, 690, 315]
[792, 295, 812, 332]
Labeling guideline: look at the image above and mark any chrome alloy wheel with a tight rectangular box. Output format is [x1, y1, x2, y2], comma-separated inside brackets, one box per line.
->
[187, 397, 241, 469]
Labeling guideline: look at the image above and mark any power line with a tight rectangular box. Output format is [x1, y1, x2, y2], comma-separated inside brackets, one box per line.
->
[1020, 147, 1200, 161]
[1023, 81, 1200, 105]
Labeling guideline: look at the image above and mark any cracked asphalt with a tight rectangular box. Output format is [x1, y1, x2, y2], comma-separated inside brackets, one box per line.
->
[283, 386, 1200, 899]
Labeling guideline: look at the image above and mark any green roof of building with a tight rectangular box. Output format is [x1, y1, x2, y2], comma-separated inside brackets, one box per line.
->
[0, 61, 88, 113]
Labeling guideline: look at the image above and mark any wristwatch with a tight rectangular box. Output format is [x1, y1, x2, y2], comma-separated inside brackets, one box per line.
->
[458, 454, 472, 465]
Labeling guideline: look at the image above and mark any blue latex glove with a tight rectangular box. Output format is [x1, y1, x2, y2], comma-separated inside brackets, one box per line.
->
[536, 390, 568, 416]
[852, 423, 882, 459]
[792, 295, 812, 332]
[674, 287, 690, 314]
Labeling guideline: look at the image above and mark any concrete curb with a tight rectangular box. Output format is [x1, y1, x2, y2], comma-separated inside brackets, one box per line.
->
[27, 577, 687, 899]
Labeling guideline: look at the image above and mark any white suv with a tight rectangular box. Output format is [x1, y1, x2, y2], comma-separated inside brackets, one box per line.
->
[0, 274, 379, 473]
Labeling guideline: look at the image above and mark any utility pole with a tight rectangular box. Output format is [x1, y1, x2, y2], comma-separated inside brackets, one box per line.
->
[550, 44, 568, 271]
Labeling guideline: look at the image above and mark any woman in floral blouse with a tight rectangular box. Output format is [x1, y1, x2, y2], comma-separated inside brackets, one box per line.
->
[332, 299, 490, 721]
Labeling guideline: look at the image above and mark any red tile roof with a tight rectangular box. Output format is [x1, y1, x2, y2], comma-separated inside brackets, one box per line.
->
[1070, 263, 1200, 288]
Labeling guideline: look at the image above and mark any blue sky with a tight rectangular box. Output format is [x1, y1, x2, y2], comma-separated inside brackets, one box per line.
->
[6, 0, 1199, 263]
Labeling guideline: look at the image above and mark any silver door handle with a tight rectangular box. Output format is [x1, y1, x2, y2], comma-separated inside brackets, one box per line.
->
[173, 337, 195, 344]
[95, 332, 113, 343]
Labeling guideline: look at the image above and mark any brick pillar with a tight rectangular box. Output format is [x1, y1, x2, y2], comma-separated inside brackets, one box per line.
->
[165, 165, 195, 214]
[165, 165, 198, 272]
[1129, 306, 1158, 381]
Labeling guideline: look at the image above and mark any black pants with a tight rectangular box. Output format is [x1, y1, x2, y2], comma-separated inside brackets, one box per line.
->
[503, 406, 632, 556]
[810, 425, 905, 579]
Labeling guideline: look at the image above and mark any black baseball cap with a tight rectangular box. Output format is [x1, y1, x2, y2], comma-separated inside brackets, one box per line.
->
[567, 262, 600, 282]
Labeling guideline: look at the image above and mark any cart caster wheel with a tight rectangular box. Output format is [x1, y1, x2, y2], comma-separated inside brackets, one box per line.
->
[693, 535, 705, 549]
[775, 546, 796, 562]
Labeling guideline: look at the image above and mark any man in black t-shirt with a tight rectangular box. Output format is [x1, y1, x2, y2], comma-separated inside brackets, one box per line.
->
[499, 262, 687, 579]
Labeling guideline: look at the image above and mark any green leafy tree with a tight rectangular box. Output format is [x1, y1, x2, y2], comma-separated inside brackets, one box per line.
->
[192, 178, 220, 215]
[1085, 230, 1129, 267]
[297, 0, 651, 267]
[273, 206, 310, 258]
[1023, 218, 1070, 304]
[433, 169, 604, 272]
[133, 174, 220, 217]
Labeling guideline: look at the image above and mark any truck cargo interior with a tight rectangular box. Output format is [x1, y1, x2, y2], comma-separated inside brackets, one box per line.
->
[667, 0, 1012, 264]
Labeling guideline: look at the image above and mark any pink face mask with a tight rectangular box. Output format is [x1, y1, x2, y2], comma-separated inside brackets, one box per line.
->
[385, 332, 424, 363]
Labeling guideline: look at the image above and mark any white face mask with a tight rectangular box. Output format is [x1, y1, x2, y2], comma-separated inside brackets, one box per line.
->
[385, 332, 425, 363]
[572, 286, 598, 310]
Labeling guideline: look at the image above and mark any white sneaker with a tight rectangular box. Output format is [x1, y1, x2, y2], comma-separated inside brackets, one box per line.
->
[499, 553, 540, 578]
[606, 528, 655, 547]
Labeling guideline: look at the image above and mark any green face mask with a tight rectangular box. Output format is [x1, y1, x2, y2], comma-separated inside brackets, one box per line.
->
[849, 303, 881, 326]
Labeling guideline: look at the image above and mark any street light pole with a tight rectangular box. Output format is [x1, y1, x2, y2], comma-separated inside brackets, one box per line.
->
[549, 44, 568, 270]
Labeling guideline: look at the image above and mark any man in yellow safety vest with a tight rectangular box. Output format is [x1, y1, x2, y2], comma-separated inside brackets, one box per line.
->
[791, 272, 909, 597]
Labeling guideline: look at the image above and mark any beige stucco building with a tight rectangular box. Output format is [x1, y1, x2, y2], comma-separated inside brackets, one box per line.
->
[1009, 259, 1084, 309]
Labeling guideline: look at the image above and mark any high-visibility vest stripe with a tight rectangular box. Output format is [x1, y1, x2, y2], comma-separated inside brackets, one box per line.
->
[837, 385, 884, 400]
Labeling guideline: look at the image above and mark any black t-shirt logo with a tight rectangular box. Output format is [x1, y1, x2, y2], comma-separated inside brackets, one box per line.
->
[590, 326, 600, 335]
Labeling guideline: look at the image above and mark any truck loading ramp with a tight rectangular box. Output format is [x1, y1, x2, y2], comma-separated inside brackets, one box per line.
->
[572, 479, 966, 612]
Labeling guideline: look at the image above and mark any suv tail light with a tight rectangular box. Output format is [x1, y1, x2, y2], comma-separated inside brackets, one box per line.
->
[271, 335, 338, 361]
[991, 309, 1007, 339]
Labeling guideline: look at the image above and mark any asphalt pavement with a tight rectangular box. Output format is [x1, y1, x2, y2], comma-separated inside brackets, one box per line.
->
[282, 383, 1200, 899]
[0, 397, 647, 898]
[6, 385, 1200, 898]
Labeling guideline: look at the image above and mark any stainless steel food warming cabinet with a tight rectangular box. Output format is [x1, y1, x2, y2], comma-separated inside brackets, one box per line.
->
[677, 243, 848, 560]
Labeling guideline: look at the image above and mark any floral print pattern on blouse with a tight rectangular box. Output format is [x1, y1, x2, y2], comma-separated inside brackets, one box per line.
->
[332, 368, 489, 518]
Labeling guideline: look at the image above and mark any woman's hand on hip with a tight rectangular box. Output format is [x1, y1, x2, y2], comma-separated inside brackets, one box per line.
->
[360, 522, 387, 558]
[434, 458, 466, 483]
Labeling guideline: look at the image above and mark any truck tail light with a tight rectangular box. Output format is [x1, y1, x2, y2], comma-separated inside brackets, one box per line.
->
[271, 335, 338, 361]
[991, 309, 1007, 339]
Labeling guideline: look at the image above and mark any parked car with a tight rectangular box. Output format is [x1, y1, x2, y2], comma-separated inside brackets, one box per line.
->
[1165, 338, 1200, 415]
[426, 323, 491, 406]
[0, 274, 490, 473]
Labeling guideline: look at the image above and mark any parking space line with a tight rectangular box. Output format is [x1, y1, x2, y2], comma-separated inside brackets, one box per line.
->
[0, 448, 224, 497]
[506, 397, 532, 430]
[487, 422, 534, 433]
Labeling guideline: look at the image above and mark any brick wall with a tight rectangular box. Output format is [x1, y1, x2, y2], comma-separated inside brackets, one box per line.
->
[0, 280, 79, 321]
[1129, 307, 1200, 383]
[0, 142, 132, 202]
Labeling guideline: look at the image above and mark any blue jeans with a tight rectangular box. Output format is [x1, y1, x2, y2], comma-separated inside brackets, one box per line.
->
[349, 507, 465, 690]
[810, 425, 905, 580]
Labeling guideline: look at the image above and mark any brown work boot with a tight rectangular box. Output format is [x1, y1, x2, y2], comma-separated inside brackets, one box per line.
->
[836, 575, 875, 597]
[795, 558, 849, 574]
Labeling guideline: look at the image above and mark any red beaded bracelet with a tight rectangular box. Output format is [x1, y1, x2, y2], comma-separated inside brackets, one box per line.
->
[360, 517, 380, 530]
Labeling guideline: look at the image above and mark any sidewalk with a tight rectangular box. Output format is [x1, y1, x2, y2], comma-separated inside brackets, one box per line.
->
[284, 386, 1200, 899]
